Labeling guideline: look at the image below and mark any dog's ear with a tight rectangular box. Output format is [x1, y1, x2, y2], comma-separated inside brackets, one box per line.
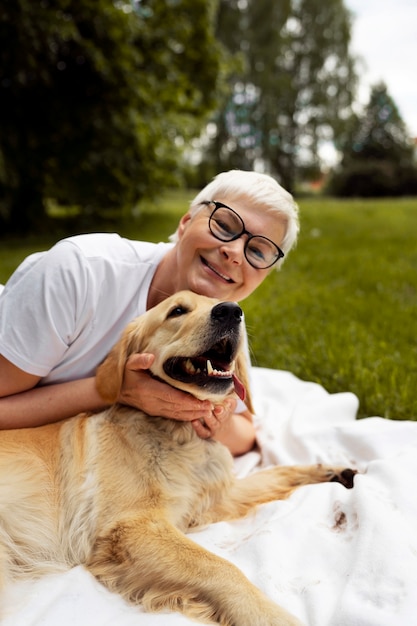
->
[235, 350, 254, 414]
[95, 319, 145, 404]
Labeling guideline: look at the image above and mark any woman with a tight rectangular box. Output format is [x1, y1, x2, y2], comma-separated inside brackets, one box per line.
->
[0, 170, 299, 455]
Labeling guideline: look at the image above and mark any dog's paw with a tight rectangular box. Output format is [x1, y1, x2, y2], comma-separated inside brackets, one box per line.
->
[330, 468, 357, 489]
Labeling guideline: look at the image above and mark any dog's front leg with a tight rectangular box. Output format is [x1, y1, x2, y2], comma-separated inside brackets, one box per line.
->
[204, 464, 357, 524]
[86, 514, 302, 626]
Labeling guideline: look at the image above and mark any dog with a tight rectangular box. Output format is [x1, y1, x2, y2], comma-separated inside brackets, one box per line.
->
[0, 290, 356, 626]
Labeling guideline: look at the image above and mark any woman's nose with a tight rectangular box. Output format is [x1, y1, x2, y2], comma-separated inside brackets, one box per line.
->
[219, 238, 245, 264]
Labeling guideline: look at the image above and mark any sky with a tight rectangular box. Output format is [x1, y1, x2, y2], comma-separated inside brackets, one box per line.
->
[345, 0, 417, 137]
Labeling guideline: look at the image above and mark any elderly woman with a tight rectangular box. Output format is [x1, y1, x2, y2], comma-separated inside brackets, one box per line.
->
[0, 170, 299, 455]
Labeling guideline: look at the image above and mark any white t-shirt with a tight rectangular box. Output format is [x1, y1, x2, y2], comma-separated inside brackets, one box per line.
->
[0, 233, 173, 386]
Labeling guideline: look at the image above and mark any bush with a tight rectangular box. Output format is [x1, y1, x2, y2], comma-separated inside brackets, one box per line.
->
[328, 159, 417, 197]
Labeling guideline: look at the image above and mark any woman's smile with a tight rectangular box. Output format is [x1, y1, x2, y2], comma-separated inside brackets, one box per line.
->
[200, 256, 235, 284]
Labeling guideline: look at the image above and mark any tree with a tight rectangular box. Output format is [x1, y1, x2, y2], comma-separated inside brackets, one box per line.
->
[200, 0, 357, 192]
[0, 0, 222, 233]
[329, 83, 417, 196]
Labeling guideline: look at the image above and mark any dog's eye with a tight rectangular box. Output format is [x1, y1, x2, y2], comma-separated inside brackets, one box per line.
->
[167, 305, 189, 318]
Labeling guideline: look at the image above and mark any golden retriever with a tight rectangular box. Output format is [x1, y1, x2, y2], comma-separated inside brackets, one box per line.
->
[0, 290, 356, 626]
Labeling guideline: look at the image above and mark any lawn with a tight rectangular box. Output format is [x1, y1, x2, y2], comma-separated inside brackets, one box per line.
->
[1, 192, 416, 420]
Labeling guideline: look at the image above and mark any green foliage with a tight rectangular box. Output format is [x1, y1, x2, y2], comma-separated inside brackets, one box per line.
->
[344, 83, 413, 162]
[202, 0, 357, 191]
[329, 83, 417, 197]
[0, 0, 221, 233]
[1, 192, 416, 421]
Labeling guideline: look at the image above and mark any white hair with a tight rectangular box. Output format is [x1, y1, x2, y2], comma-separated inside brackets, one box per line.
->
[169, 170, 299, 268]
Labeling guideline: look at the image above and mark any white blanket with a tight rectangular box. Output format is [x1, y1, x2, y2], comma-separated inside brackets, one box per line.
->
[3, 367, 417, 626]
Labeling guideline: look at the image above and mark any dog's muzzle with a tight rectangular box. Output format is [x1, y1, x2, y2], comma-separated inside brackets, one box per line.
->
[162, 300, 245, 400]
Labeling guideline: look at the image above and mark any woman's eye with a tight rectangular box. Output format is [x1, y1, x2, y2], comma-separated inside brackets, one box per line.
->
[247, 244, 266, 260]
[215, 218, 235, 236]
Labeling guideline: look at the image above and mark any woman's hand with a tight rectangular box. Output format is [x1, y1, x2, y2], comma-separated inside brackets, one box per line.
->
[119, 353, 214, 423]
[191, 397, 238, 439]
[203, 403, 256, 456]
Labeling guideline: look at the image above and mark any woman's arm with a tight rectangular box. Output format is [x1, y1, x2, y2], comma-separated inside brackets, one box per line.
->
[0, 355, 107, 429]
[0, 354, 215, 431]
[214, 412, 256, 456]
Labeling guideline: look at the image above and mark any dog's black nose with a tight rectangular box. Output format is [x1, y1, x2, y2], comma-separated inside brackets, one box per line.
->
[211, 302, 242, 325]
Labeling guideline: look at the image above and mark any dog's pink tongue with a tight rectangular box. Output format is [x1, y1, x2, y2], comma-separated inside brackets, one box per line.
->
[232, 373, 246, 402]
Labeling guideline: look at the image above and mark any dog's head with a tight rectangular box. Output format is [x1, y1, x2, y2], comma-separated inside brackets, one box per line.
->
[96, 291, 252, 411]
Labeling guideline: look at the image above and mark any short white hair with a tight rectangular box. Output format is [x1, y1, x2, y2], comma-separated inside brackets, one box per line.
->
[170, 170, 299, 268]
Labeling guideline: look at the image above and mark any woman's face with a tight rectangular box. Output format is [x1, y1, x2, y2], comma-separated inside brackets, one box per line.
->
[174, 196, 287, 302]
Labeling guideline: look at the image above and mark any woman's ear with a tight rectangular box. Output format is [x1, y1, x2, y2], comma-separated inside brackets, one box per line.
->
[95, 319, 145, 404]
[177, 212, 192, 239]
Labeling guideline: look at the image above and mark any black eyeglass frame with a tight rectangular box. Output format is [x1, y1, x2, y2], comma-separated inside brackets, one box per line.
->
[202, 200, 285, 269]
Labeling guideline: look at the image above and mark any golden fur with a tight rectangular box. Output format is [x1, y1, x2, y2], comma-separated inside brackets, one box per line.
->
[0, 291, 356, 626]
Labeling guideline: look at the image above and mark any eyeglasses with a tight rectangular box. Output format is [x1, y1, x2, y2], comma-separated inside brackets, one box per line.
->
[203, 201, 284, 269]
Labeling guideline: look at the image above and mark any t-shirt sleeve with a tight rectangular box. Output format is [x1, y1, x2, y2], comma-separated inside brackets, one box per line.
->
[0, 241, 91, 376]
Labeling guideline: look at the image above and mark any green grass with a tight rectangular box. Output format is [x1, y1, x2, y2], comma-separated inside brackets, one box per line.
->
[244, 197, 417, 420]
[1, 192, 416, 420]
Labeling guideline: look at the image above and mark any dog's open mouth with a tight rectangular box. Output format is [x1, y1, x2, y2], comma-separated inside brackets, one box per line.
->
[163, 337, 245, 401]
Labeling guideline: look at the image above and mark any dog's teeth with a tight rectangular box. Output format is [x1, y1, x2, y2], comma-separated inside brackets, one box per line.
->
[207, 360, 233, 378]
[185, 359, 196, 373]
